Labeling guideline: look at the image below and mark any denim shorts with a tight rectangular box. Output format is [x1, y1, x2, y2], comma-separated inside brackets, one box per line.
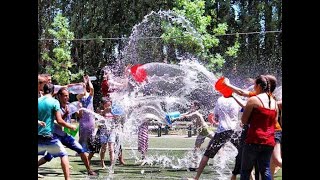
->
[38, 135, 68, 158]
[100, 131, 116, 144]
[55, 134, 86, 154]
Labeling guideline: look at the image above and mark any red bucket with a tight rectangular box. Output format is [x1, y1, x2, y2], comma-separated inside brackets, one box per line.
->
[130, 64, 147, 83]
[214, 77, 233, 98]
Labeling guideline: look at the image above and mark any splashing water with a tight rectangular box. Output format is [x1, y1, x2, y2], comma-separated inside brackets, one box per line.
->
[273, 86, 282, 101]
[119, 10, 204, 68]
[94, 9, 252, 179]
[111, 60, 219, 122]
[210, 142, 238, 180]
[97, 61, 242, 180]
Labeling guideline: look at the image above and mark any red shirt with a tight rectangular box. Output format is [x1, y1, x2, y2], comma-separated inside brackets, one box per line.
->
[249, 91, 281, 131]
[101, 79, 110, 97]
[245, 106, 277, 146]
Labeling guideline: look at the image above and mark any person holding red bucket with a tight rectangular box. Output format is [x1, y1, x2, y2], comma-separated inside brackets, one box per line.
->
[222, 75, 282, 180]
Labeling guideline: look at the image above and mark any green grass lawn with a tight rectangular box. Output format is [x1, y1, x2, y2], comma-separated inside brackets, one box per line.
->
[38, 134, 282, 179]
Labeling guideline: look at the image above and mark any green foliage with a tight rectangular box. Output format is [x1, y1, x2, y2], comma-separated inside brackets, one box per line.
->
[213, 23, 228, 35]
[38, 0, 281, 87]
[162, 0, 240, 72]
[225, 35, 240, 57]
[206, 53, 225, 70]
[41, 13, 83, 85]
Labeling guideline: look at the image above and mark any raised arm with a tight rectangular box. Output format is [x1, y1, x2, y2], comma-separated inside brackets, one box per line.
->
[223, 78, 251, 97]
[85, 75, 94, 96]
[231, 94, 247, 108]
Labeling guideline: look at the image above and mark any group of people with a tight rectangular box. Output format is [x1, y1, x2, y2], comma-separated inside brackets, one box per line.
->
[37, 66, 137, 179]
[38, 70, 282, 180]
[38, 74, 98, 179]
[187, 74, 282, 180]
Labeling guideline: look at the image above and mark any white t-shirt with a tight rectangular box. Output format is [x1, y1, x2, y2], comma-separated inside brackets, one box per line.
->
[213, 96, 241, 133]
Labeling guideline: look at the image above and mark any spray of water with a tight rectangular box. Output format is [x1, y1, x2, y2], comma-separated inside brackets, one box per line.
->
[93, 9, 259, 179]
[210, 142, 238, 180]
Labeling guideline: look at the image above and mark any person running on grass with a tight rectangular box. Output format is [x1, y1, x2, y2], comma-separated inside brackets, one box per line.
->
[38, 87, 97, 176]
[173, 100, 215, 170]
[190, 95, 242, 180]
[38, 83, 76, 180]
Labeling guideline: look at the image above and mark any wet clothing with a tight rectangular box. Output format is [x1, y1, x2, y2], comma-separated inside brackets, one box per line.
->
[79, 95, 95, 153]
[203, 97, 241, 158]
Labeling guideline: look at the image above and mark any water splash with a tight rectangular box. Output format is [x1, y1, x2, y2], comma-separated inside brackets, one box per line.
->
[91, 9, 253, 180]
[119, 10, 204, 67]
[110, 60, 219, 123]
[273, 86, 282, 101]
[210, 142, 238, 180]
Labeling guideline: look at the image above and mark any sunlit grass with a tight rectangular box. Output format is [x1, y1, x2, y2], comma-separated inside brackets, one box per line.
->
[38, 133, 282, 179]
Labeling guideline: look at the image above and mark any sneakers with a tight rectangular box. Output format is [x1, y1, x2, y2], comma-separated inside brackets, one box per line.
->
[38, 174, 44, 178]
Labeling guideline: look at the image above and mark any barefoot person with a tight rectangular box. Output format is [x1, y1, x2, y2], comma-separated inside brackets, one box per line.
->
[173, 101, 215, 170]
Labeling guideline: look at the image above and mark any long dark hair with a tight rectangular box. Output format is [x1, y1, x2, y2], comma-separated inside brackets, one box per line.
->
[255, 75, 277, 107]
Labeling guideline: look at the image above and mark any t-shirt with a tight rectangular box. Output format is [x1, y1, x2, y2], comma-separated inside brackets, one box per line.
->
[213, 96, 241, 133]
[53, 106, 72, 136]
[38, 96, 60, 136]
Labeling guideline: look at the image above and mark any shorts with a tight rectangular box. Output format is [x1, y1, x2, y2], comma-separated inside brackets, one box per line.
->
[198, 126, 214, 137]
[203, 130, 236, 158]
[195, 126, 214, 146]
[55, 134, 86, 154]
[100, 132, 116, 144]
[195, 135, 206, 146]
[38, 135, 68, 158]
[38, 151, 54, 162]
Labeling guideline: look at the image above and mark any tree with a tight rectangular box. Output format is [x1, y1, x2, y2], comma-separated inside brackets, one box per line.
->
[162, 0, 240, 72]
[41, 13, 83, 85]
